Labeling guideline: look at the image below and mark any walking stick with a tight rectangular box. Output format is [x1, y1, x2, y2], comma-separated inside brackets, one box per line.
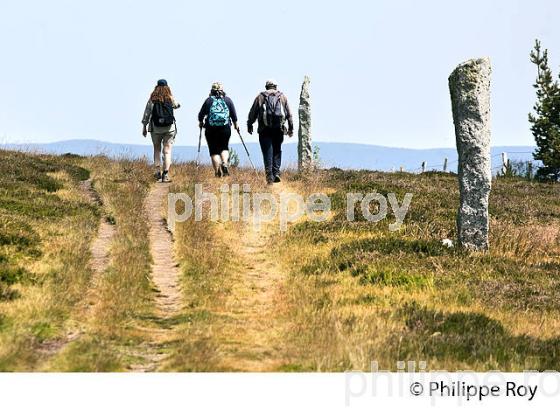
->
[195, 127, 202, 169]
[236, 128, 258, 175]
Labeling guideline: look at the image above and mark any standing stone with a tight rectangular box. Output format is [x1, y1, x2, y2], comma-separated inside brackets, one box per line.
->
[449, 58, 492, 251]
[298, 76, 313, 172]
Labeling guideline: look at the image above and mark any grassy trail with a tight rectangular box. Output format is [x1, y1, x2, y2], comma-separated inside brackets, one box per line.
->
[129, 183, 183, 371]
[159, 168, 309, 371]
[3, 151, 559, 372]
[37, 179, 115, 365]
[43, 157, 155, 371]
[210, 183, 297, 371]
[79, 179, 115, 310]
[146, 184, 182, 317]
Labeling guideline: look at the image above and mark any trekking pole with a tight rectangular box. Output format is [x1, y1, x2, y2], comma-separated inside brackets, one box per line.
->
[195, 128, 202, 169]
[236, 128, 258, 175]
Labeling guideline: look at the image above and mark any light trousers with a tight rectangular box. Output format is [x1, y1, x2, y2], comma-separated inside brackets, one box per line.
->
[151, 131, 175, 171]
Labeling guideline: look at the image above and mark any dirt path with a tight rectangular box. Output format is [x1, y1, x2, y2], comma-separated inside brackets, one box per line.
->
[81, 179, 116, 294]
[215, 183, 300, 371]
[145, 183, 182, 317]
[38, 179, 115, 361]
[128, 182, 182, 372]
[128, 177, 299, 371]
[218, 224, 285, 370]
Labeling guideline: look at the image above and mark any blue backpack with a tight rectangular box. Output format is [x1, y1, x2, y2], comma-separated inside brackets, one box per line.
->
[208, 97, 230, 127]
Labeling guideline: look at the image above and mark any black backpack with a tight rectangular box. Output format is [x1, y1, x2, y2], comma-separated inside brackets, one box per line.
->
[152, 101, 175, 127]
[262, 92, 285, 129]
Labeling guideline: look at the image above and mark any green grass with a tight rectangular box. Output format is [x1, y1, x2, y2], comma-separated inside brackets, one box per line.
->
[275, 169, 560, 371]
[160, 166, 235, 371]
[0, 150, 157, 371]
[0, 149, 97, 370]
[1, 150, 559, 372]
[398, 302, 560, 370]
[49, 336, 122, 372]
[50, 155, 154, 371]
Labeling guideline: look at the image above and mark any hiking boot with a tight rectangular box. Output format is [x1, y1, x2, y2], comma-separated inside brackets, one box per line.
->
[221, 164, 229, 177]
[155, 169, 162, 180]
[215, 168, 223, 178]
[273, 175, 281, 183]
[161, 171, 171, 183]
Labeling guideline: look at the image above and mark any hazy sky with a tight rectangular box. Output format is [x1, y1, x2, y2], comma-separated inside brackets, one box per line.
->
[0, 0, 558, 148]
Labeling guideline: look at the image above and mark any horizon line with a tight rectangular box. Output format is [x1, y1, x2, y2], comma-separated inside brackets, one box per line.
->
[1, 138, 536, 151]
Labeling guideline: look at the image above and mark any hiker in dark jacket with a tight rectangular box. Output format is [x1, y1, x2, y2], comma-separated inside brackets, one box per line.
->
[198, 82, 239, 177]
[247, 79, 293, 184]
[142, 79, 180, 182]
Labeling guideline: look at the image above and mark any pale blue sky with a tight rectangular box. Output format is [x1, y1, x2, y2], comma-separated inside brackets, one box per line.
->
[0, 0, 558, 148]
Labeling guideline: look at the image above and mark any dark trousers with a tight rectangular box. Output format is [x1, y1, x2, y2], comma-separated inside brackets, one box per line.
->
[258, 128, 284, 181]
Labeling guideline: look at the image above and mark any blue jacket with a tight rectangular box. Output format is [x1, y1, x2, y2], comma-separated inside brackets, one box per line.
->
[198, 96, 238, 127]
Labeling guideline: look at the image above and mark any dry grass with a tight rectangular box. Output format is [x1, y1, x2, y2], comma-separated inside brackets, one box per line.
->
[2, 150, 559, 372]
[162, 164, 297, 371]
[88, 157, 153, 331]
[272, 170, 560, 371]
[0, 150, 97, 370]
[159, 163, 238, 371]
[47, 155, 154, 371]
[159, 165, 560, 372]
[490, 222, 559, 264]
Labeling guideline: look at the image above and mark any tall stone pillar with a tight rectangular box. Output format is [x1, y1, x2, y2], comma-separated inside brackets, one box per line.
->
[449, 58, 492, 251]
[298, 76, 313, 172]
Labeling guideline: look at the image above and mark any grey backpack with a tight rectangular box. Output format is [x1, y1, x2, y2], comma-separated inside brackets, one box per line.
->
[261, 92, 285, 129]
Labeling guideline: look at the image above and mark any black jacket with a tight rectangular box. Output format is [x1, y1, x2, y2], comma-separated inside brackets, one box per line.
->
[198, 96, 238, 127]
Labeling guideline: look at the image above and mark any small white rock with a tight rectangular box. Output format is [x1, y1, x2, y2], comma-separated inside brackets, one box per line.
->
[442, 239, 454, 248]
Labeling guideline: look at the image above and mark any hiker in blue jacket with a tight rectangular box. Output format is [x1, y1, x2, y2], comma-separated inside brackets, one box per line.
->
[198, 82, 239, 177]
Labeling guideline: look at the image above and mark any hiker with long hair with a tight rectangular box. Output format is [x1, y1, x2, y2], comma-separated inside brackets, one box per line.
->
[142, 79, 181, 182]
[247, 79, 293, 184]
[198, 82, 239, 177]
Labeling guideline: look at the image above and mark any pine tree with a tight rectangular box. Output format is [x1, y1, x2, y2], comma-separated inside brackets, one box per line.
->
[529, 39, 560, 181]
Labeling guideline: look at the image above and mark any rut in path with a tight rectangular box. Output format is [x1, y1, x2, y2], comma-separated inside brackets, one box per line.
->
[82, 179, 116, 291]
[146, 183, 182, 316]
[38, 179, 115, 361]
[129, 182, 182, 371]
[215, 183, 301, 371]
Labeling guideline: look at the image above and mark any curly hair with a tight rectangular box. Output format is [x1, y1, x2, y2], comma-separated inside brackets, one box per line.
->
[209, 89, 226, 98]
[150, 85, 173, 103]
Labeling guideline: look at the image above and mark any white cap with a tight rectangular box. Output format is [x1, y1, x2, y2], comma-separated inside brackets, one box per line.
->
[265, 79, 278, 89]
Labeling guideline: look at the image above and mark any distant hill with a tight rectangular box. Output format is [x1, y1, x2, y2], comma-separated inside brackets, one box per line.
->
[3, 139, 537, 173]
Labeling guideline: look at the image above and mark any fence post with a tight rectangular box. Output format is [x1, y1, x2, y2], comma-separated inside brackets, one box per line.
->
[501, 152, 508, 175]
[421, 161, 427, 173]
[527, 162, 533, 180]
[400, 166, 404, 172]
[443, 157, 448, 172]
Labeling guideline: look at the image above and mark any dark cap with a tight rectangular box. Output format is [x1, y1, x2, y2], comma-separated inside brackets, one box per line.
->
[157, 79, 168, 87]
